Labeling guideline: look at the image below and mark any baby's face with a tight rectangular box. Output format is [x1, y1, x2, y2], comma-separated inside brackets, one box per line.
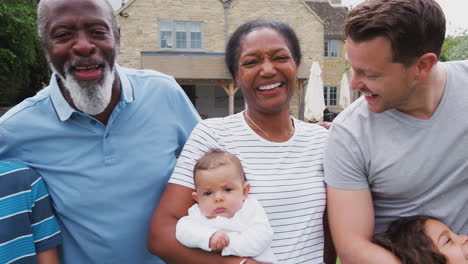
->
[424, 219, 468, 264]
[192, 163, 249, 219]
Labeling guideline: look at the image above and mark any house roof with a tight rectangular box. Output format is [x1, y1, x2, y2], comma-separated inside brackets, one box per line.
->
[116, 0, 135, 14]
[305, 0, 347, 39]
[141, 52, 310, 80]
[118, 0, 325, 25]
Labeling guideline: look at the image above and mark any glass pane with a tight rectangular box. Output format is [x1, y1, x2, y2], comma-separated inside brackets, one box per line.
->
[323, 86, 328, 105]
[176, 32, 187, 48]
[191, 32, 201, 49]
[190, 22, 201, 32]
[161, 31, 172, 48]
[331, 40, 339, 57]
[330, 87, 337, 105]
[160, 22, 172, 31]
[175, 22, 187, 32]
[324, 40, 329, 57]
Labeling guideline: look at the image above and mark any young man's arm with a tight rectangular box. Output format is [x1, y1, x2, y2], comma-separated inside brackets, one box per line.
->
[37, 247, 59, 264]
[326, 186, 401, 264]
[147, 184, 269, 264]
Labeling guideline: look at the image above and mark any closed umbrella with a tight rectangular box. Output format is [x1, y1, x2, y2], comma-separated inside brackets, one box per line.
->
[339, 72, 351, 109]
[304, 61, 325, 122]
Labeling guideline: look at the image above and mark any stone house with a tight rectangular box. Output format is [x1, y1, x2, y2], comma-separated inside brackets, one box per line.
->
[306, 0, 352, 113]
[116, 0, 349, 119]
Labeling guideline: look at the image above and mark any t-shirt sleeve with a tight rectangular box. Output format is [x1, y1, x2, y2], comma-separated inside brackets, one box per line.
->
[30, 176, 62, 253]
[324, 122, 369, 189]
[169, 121, 221, 189]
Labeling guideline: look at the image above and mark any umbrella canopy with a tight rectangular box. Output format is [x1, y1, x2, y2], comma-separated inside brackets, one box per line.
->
[339, 72, 351, 109]
[304, 61, 325, 122]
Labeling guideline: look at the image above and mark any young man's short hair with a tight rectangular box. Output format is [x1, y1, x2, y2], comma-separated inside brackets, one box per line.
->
[345, 0, 445, 66]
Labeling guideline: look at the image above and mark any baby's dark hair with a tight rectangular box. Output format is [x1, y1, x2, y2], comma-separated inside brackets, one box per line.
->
[373, 215, 447, 264]
[193, 149, 246, 187]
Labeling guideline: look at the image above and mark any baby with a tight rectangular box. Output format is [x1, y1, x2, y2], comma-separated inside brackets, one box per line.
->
[374, 215, 468, 264]
[176, 149, 276, 263]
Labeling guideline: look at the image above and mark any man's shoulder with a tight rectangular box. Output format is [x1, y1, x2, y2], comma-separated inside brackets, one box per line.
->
[0, 88, 51, 126]
[443, 59, 468, 70]
[333, 96, 370, 125]
[120, 66, 176, 83]
[443, 60, 468, 81]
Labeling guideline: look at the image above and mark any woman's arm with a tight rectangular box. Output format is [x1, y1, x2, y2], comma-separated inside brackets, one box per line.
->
[323, 210, 337, 264]
[147, 184, 268, 264]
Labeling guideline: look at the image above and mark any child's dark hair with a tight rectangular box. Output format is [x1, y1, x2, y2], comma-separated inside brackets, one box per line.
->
[193, 149, 246, 187]
[373, 215, 447, 264]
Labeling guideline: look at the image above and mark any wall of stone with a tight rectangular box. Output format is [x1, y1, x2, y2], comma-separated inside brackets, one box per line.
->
[117, 0, 324, 118]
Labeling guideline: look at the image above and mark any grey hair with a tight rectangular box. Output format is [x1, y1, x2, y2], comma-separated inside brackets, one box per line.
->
[37, 0, 120, 49]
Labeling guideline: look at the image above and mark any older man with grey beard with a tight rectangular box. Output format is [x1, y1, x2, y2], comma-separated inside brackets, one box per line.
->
[0, 0, 200, 263]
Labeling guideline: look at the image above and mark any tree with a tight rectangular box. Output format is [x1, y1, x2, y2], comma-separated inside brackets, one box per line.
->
[440, 31, 468, 62]
[0, 0, 49, 106]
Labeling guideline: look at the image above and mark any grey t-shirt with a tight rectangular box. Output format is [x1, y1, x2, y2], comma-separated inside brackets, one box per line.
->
[324, 60, 468, 234]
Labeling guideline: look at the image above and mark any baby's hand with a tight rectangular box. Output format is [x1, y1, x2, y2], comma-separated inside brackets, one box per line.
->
[209, 230, 229, 252]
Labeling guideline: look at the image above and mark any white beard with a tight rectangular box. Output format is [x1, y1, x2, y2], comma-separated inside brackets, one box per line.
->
[50, 62, 115, 115]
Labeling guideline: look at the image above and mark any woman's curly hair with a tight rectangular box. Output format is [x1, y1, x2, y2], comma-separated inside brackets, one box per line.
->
[373, 215, 447, 264]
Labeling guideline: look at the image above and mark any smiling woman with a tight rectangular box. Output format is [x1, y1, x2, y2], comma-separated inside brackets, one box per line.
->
[148, 19, 333, 264]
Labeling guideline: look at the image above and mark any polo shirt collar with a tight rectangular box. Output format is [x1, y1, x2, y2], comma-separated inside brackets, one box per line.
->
[49, 64, 134, 122]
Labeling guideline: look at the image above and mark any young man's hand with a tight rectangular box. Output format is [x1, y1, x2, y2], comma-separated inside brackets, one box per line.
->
[210, 230, 230, 252]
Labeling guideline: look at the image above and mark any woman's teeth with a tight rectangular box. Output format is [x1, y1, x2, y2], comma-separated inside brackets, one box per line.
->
[258, 83, 281, 90]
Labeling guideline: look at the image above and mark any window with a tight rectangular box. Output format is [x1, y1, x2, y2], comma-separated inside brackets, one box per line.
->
[324, 39, 340, 58]
[324, 85, 338, 106]
[159, 20, 203, 50]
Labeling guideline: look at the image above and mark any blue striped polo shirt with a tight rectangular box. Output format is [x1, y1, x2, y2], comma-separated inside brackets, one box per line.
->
[0, 162, 62, 264]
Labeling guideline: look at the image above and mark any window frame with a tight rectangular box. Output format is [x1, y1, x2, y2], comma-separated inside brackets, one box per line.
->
[159, 20, 204, 51]
[324, 85, 338, 107]
[324, 39, 340, 58]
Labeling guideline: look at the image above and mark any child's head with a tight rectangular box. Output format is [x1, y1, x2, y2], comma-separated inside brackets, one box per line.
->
[192, 149, 250, 219]
[374, 215, 468, 264]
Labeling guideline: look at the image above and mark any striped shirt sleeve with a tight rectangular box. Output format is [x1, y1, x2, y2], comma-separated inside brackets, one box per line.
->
[30, 177, 62, 253]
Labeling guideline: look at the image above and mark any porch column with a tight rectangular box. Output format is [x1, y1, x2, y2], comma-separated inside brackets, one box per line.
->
[216, 80, 239, 115]
[297, 79, 305, 121]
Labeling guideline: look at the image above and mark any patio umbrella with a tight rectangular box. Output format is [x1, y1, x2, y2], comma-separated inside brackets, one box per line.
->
[304, 61, 325, 122]
[339, 72, 351, 109]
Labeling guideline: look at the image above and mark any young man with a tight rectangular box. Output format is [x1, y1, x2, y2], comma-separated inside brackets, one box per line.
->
[324, 0, 468, 263]
[0, 0, 200, 263]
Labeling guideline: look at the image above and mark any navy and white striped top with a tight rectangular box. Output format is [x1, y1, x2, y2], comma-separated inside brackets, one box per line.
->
[170, 112, 328, 264]
[0, 162, 61, 264]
